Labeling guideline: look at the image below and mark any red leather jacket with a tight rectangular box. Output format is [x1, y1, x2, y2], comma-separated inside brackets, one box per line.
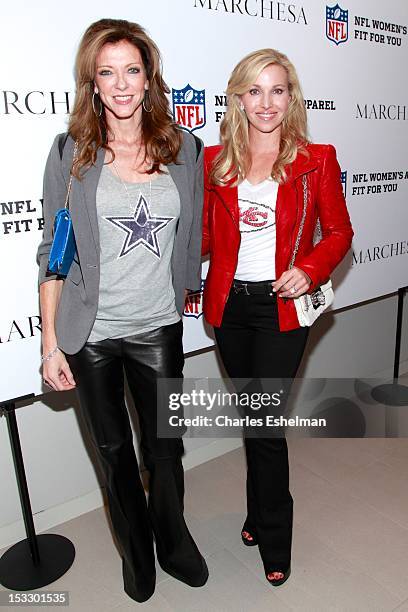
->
[202, 143, 354, 331]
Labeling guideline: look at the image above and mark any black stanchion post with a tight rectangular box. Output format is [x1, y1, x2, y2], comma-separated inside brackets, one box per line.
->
[371, 287, 408, 407]
[393, 287, 404, 380]
[4, 400, 40, 566]
[0, 394, 75, 591]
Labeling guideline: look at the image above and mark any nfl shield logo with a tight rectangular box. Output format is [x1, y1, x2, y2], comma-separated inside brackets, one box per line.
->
[172, 84, 206, 133]
[326, 4, 348, 45]
[341, 171, 347, 197]
[183, 280, 204, 319]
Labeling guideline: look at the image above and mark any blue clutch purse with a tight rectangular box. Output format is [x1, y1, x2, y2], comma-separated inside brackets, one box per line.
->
[48, 208, 77, 276]
[47, 142, 78, 277]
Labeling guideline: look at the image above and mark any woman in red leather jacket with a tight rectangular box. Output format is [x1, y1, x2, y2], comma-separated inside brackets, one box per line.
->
[202, 49, 353, 586]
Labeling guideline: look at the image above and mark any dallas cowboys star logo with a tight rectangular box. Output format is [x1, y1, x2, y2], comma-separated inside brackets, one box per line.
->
[104, 194, 174, 259]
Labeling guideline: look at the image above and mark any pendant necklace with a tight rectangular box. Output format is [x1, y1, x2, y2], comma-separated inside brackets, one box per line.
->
[112, 159, 152, 213]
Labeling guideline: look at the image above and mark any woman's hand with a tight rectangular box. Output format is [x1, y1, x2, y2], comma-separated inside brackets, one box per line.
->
[272, 267, 312, 298]
[39, 280, 75, 392]
[42, 349, 76, 392]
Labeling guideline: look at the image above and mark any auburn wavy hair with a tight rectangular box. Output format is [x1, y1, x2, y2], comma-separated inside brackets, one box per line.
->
[210, 48, 309, 186]
[68, 18, 182, 177]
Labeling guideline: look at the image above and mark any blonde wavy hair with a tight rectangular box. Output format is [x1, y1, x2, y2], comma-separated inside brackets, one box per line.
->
[68, 19, 182, 178]
[210, 48, 309, 186]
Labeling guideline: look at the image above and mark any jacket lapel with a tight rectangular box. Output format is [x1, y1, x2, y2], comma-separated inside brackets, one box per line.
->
[276, 148, 318, 228]
[275, 148, 319, 274]
[168, 156, 192, 246]
[79, 148, 105, 255]
[211, 182, 239, 229]
[287, 148, 318, 181]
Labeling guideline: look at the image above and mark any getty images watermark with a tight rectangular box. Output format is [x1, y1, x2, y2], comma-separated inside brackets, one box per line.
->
[157, 378, 332, 438]
[157, 377, 406, 438]
[166, 388, 325, 430]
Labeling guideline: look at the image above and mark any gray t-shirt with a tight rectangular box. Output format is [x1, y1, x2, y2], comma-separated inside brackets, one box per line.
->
[88, 164, 180, 342]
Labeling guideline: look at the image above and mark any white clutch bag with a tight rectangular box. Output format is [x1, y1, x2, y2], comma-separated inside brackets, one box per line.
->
[293, 278, 334, 326]
[290, 176, 334, 327]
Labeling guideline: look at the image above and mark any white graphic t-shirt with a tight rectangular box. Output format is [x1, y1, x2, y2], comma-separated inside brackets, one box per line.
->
[235, 178, 278, 281]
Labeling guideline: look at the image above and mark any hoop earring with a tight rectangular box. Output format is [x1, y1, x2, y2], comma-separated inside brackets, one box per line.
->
[92, 92, 103, 117]
[142, 91, 153, 113]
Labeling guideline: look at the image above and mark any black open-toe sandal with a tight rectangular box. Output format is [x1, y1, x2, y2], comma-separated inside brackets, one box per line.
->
[241, 527, 258, 547]
[265, 565, 291, 587]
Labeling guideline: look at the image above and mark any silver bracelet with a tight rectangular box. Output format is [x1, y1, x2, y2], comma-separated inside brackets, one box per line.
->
[41, 346, 59, 363]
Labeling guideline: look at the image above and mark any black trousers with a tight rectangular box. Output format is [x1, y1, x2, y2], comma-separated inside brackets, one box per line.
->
[67, 321, 207, 602]
[214, 285, 309, 572]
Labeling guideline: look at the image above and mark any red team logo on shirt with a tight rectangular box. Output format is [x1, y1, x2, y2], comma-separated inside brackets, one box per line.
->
[240, 206, 268, 228]
[238, 202, 275, 232]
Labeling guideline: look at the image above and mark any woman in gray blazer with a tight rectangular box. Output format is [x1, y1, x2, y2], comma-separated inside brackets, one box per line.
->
[37, 18, 207, 603]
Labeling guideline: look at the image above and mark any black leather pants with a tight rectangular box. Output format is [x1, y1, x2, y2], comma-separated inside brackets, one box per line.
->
[67, 321, 208, 602]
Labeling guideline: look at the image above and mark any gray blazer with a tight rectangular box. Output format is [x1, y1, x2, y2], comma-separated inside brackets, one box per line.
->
[37, 130, 203, 355]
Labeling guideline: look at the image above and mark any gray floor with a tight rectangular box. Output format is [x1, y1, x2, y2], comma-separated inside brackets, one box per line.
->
[2, 437, 408, 611]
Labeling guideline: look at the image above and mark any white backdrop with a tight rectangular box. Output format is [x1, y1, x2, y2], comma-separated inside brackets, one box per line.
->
[1, 0, 408, 402]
